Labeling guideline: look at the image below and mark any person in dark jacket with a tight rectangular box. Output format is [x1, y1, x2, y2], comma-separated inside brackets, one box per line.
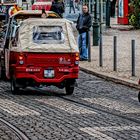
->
[76, 5, 92, 61]
[50, 0, 65, 18]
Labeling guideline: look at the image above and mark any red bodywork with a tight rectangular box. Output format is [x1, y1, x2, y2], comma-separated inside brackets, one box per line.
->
[9, 52, 79, 86]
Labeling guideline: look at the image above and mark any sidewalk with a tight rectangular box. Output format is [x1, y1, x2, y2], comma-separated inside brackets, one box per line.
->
[64, 5, 140, 89]
[79, 18, 140, 89]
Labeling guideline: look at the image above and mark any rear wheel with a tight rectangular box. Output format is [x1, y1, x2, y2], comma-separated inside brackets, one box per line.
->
[11, 77, 19, 94]
[65, 80, 75, 95]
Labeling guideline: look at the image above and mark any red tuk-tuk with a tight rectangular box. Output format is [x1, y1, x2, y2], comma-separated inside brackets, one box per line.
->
[1, 10, 79, 95]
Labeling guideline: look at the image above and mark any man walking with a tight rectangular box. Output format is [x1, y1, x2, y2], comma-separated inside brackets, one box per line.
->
[69, 0, 75, 13]
[76, 5, 92, 61]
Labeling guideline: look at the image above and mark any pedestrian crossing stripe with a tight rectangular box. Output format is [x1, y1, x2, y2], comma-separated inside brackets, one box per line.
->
[0, 99, 40, 116]
[80, 126, 140, 140]
[82, 98, 140, 113]
[36, 98, 97, 115]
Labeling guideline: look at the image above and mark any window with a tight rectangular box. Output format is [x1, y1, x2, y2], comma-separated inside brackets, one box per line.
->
[33, 26, 65, 44]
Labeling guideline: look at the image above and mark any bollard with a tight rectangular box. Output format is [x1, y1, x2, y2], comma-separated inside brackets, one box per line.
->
[93, 0, 99, 46]
[132, 40, 135, 76]
[99, 0, 103, 67]
[93, 22, 99, 46]
[88, 32, 91, 62]
[106, 0, 111, 28]
[99, 32, 103, 67]
[113, 36, 117, 71]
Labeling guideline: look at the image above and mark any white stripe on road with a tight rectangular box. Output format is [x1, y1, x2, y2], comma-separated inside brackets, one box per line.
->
[0, 99, 40, 116]
[131, 97, 138, 101]
[80, 126, 140, 140]
[82, 98, 140, 113]
[80, 127, 115, 140]
[36, 98, 97, 115]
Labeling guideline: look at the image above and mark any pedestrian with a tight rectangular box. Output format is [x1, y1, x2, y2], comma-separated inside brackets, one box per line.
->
[69, 0, 75, 13]
[76, 5, 92, 61]
[41, 9, 48, 18]
[50, 0, 65, 18]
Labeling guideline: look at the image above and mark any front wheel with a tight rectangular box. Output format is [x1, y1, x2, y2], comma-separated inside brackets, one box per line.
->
[65, 80, 75, 95]
[11, 77, 19, 94]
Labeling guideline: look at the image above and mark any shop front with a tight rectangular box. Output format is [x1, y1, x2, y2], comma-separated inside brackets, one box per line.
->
[117, 0, 129, 24]
[0, 0, 17, 23]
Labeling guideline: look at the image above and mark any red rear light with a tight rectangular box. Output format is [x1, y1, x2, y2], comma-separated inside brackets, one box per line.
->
[138, 79, 140, 85]
[75, 53, 79, 61]
[19, 56, 24, 60]
[18, 53, 25, 65]
[73, 53, 79, 65]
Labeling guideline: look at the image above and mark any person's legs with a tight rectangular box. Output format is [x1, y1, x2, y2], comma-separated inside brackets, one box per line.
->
[69, 5, 71, 13]
[72, 5, 75, 13]
[81, 32, 88, 60]
[77, 3, 80, 11]
[78, 34, 82, 56]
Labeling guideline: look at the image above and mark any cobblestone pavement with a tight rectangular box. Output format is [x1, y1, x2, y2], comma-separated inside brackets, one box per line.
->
[0, 71, 140, 140]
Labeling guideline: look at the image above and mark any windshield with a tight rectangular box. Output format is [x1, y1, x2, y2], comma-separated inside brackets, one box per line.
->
[33, 26, 65, 44]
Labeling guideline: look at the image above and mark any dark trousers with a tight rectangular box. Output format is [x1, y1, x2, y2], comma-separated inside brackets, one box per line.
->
[69, 5, 75, 13]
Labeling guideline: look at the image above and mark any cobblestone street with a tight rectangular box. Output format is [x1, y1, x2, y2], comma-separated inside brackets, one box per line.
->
[0, 71, 140, 140]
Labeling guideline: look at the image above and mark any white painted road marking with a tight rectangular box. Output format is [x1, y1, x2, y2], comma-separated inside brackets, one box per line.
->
[0, 99, 40, 116]
[36, 98, 97, 115]
[80, 127, 115, 140]
[82, 98, 140, 113]
[131, 97, 138, 101]
[80, 126, 140, 140]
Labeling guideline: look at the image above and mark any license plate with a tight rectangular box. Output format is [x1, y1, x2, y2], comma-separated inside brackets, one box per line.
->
[44, 69, 55, 78]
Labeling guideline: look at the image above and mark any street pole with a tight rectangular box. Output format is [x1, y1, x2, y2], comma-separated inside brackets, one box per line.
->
[92, 0, 99, 46]
[99, 0, 103, 67]
[132, 40, 136, 76]
[106, 0, 111, 28]
[94, 0, 97, 21]
[113, 36, 117, 71]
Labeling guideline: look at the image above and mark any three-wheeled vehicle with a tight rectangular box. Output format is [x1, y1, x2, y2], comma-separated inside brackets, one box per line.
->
[0, 10, 79, 95]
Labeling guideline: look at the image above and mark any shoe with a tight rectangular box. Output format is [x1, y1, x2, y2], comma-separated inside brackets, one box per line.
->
[80, 58, 88, 61]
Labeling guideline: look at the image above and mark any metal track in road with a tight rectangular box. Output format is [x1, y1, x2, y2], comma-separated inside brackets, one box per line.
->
[0, 118, 30, 140]
[59, 95, 140, 125]
[0, 85, 140, 126]
[32, 87, 140, 125]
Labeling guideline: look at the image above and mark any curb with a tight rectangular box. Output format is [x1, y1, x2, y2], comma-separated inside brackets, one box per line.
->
[80, 67, 140, 90]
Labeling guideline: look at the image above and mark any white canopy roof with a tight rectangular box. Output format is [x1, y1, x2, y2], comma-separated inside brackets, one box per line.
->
[10, 18, 79, 53]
